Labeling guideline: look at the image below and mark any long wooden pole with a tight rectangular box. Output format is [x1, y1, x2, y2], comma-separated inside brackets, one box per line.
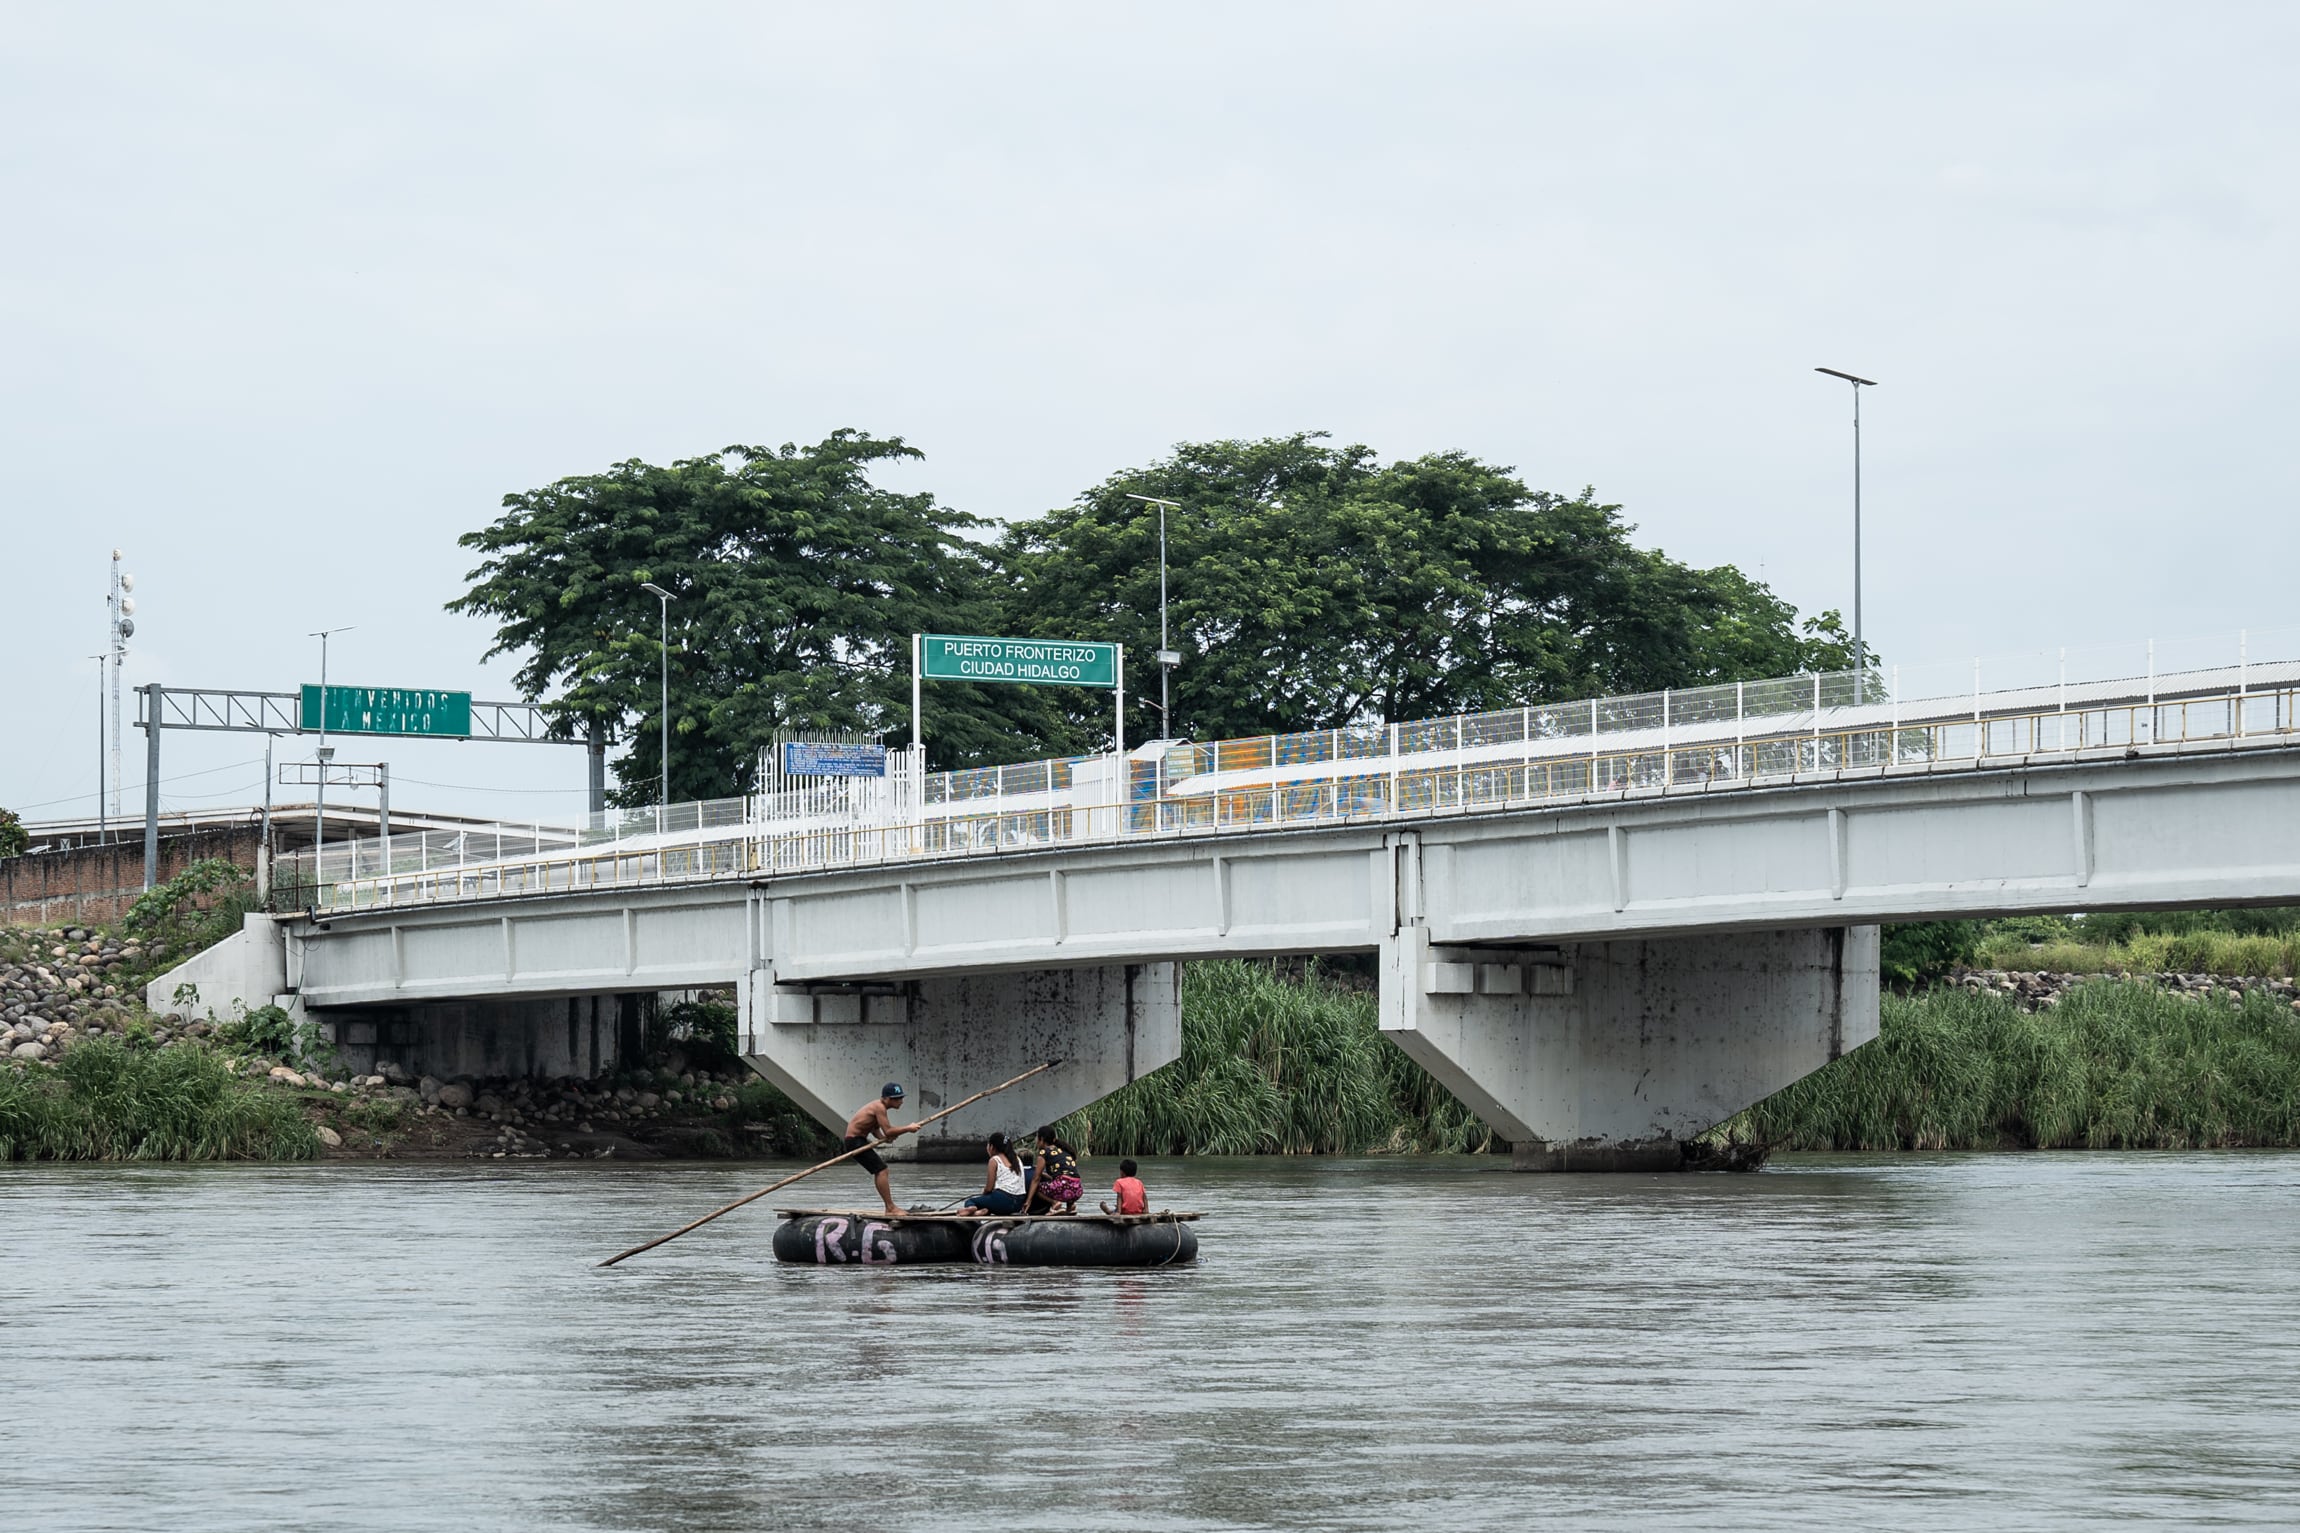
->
[596, 1059, 1061, 1267]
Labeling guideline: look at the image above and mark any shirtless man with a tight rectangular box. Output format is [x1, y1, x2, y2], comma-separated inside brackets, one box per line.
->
[842, 1083, 923, 1217]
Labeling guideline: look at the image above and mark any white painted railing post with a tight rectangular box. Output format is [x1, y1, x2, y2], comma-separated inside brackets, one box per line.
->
[1735, 680, 1746, 780]
[2238, 629, 2248, 738]
[1662, 688, 1671, 785]
[2146, 638, 2156, 743]
[1972, 658, 1983, 761]
[1811, 672, 1821, 772]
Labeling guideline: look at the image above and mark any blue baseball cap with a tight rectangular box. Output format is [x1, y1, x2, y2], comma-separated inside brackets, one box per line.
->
[882, 1082, 905, 1099]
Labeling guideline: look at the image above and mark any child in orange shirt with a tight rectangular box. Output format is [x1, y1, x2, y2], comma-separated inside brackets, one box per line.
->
[1100, 1158, 1149, 1216]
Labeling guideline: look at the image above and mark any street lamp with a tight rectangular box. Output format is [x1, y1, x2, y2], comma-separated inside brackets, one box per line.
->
[1124, 493, 1184, 739]
[308, 626, 354, 874]
[640, 582, 675, 813]
[1814, 367, 1877, 702]
[108, 552, 135, 823]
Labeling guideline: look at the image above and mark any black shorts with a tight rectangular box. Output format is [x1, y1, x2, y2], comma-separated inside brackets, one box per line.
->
[842, 1134, 887, 1175]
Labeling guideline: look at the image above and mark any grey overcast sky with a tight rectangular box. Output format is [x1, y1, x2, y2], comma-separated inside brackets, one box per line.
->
[4, 3, 2296, 825]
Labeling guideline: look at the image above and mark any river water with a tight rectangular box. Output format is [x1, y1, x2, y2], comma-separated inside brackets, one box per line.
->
[5, 1152, 2297, 1530]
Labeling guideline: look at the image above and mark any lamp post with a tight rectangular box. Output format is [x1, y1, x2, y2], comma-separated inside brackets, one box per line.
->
[308, 626, 354, 880]
[1814, 367, 1877, 703]
[640, 583, 675, 814]
[108, 552, 135, 822]
[1123, 493, 1184, 740]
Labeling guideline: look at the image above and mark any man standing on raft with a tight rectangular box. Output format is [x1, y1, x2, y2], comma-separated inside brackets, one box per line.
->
[843, 1083, 923, 1217]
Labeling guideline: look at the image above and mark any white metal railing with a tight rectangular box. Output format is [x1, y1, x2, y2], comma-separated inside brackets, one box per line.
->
[277, 627, 2300, 913]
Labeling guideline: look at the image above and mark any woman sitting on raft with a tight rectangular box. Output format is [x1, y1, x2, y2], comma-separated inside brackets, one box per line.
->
[958, 1133, 1028, 1217]
[1025, 1125, 1084, 1215]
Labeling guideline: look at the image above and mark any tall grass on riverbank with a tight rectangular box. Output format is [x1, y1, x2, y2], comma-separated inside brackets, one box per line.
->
[1714, 982, 2300, 1152]
[0, 1041, 320, 1161]
[1056, 961, 1496, 1156]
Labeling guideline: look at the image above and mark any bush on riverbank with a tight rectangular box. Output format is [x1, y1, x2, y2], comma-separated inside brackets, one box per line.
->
[0, 1037, 319, 1161]
[1973, 928, 2300, 980]
[1056, 961, 1497, 1156]
[1885, 908, 2300, 985]
[1713, 981, 2300, 1152]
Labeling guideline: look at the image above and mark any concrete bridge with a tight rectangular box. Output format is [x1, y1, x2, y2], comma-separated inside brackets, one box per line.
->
[156, 650, 2300, 1168]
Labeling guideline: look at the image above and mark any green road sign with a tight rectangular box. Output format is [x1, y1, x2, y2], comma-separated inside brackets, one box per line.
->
[299, 685, 473, 737]
[920, 634, 1118, 688]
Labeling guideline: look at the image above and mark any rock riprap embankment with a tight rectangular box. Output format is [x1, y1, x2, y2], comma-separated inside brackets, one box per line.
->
[1949, 968, 2300, 1013]
[339, 1058, 760, 1159]
[2, 925, 158, 1059]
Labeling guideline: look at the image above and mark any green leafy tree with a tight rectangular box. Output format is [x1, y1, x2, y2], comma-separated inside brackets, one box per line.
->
[998, 433, 1861, 745]
[1879, 921, 1982, 985]
[450, 431, 1063, 800]
[0, 807, 27, 859]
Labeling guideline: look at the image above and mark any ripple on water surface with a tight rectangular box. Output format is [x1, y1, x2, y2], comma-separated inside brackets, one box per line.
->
[4, 1153, 2298, 1531]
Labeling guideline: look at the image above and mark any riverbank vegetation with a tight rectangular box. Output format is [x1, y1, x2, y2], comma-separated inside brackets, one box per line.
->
[1885, 908, 2300, 984]
[1711, 982, 2300, 1152]
[1057, 961, 1497, 1157]
[0, 1037, 319, 1161]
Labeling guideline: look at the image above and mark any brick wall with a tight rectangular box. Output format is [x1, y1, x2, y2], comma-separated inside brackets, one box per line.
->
[1, 827, 267, 928]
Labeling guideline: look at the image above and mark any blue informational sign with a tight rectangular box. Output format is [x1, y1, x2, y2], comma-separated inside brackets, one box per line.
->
[782, 742, 888, 778]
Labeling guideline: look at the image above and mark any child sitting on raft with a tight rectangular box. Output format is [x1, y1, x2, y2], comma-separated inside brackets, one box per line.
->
[1099, 1158, 1148, 1216]
[1025, 1125, 1084, 1214]
[957, 1132, 1028, 1216]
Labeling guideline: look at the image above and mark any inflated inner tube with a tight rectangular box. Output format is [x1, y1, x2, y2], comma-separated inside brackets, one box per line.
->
[773, 1214, 1197, 1268]
[771, 1215, 971, 1266]
[970, 1218, 1196, 1268]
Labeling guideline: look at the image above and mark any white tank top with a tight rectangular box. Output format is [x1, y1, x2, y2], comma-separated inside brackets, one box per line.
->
[993, 1156, 1026, 1195]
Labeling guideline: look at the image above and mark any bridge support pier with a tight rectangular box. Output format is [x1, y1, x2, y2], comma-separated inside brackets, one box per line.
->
[741, 961, 1180, 1160]
[1379, 925, 1878, 1170]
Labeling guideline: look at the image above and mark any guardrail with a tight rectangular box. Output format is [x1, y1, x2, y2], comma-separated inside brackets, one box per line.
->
[278, 652, 2300, 914]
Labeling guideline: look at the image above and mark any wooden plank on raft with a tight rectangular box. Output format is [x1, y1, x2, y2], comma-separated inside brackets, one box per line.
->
[775, 1209, 1204, 1224]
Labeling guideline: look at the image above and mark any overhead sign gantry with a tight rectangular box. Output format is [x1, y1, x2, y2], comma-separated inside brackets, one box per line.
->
[133, 683, 579, 891]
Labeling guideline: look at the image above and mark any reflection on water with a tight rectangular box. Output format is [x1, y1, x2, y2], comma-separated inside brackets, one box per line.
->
[4, 1153, 2298, 1530]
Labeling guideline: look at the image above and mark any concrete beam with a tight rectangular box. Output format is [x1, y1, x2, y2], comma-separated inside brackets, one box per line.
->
[742, 961, 1180, 1160]
[1379, 924, 1879, 1170]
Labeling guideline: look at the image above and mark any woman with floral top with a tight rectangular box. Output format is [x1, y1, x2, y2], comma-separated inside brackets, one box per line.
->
[1025, 1125, 1083, 1214]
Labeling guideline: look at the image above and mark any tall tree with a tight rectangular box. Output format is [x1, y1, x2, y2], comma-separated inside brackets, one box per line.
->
[450, 431, 1058, 802]
[998, 434, 1857, 745]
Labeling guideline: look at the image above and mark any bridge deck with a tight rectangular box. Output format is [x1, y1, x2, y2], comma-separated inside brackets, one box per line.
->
[279, 662, 2300, 918]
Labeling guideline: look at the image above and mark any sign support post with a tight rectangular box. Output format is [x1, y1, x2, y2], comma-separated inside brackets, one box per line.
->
[142, 683, 163, 889]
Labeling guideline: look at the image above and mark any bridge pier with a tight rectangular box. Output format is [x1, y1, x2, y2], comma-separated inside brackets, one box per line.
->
[740, 961, 1180, 1160]
[1378, 924, 1878, 1170]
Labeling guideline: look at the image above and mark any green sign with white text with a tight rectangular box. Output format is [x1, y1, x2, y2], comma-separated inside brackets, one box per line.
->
[299, 685, 473, 737]
[920, 635, 1118, 688]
